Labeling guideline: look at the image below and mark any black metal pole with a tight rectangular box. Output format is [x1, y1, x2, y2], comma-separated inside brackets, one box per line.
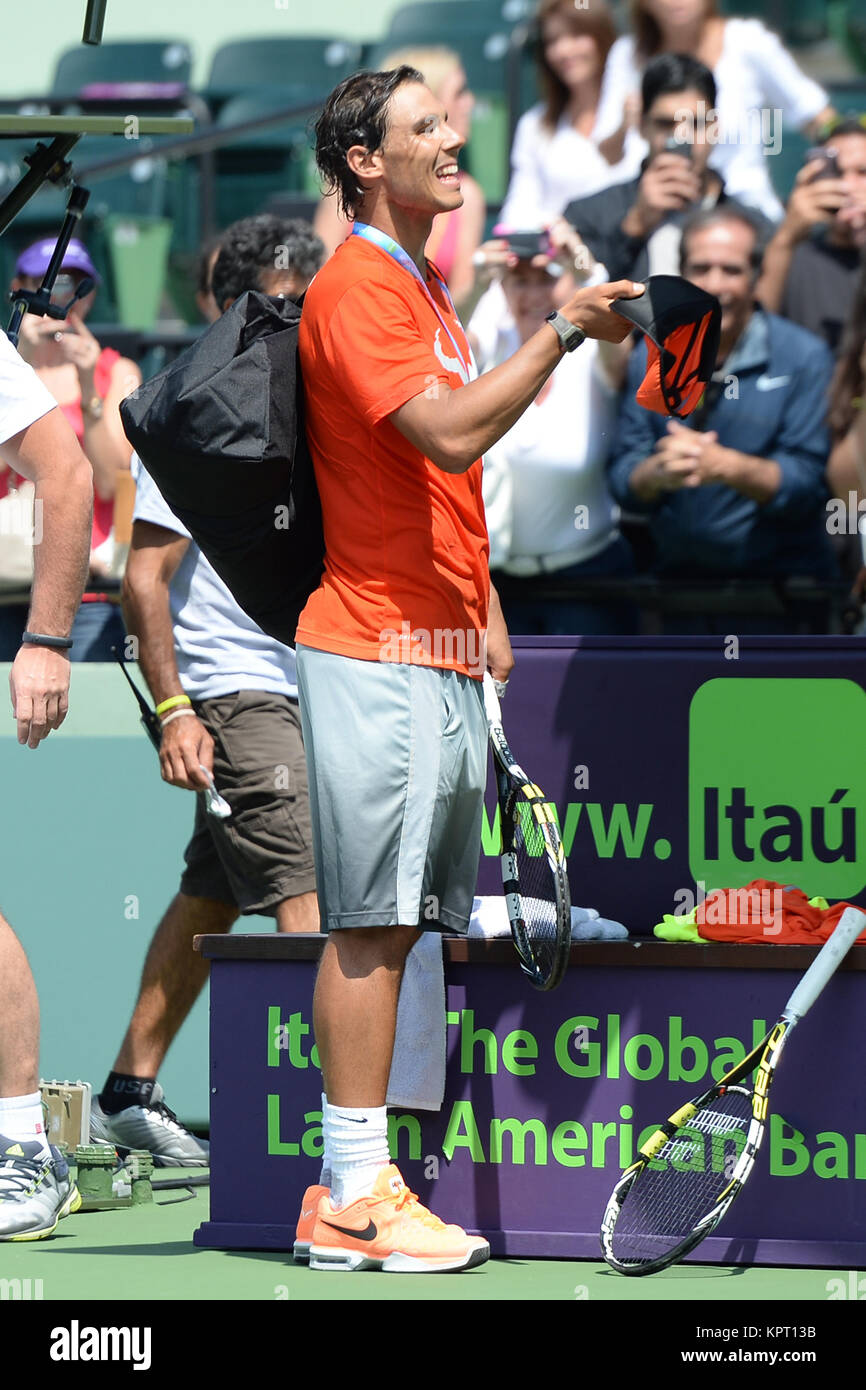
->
[0, 135, 80, 238]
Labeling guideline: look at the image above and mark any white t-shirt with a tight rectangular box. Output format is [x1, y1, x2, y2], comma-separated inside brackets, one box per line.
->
[472, 306, 619, 569]
[131, 456, 297, 701]
[594, 20, 828, 221]
[0, 331, 56, 448]
[499, 102, 643, 228]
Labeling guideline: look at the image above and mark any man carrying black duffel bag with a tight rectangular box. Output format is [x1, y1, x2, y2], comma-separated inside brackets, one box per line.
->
[96, 217, 324, 1165]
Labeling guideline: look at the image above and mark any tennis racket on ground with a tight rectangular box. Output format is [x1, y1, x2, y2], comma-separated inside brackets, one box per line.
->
[600, 904, 866, 1275]
[482, 673, 572, 991]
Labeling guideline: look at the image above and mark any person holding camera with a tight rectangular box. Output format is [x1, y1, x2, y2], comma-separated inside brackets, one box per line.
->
[756, 117, 866, 356]
[608, 206, 837, 632]
[563, 54, 772, 285]
[469, 229, 637, 635]
[8, 238, 141, 660]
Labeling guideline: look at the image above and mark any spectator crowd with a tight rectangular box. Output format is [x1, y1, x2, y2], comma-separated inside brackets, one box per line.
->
[3, 0, 866, 640]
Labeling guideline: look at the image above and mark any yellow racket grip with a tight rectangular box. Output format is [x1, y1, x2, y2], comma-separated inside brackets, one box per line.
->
[639, 1103, 698, 1159]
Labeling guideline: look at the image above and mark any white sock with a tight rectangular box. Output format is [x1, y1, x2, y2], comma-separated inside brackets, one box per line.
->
[0, 1092, 51, 1160]
[323, 1100, 390, 1209]
[318, 1093, 331, 1188]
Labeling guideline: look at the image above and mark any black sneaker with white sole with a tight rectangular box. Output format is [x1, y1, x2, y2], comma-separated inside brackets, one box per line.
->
[90, 1083, 209, 1167]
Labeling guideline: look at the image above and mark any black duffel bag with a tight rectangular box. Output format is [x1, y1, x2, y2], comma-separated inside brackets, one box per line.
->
[120, 290, 324, 646]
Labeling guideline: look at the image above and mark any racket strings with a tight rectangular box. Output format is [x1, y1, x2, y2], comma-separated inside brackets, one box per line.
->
[508, 799, 569, 983]
[609, 1088, 753, 1268]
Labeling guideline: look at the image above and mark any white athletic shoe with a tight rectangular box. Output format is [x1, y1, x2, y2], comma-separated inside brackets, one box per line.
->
[0, 1136, 81, 1240]
[90, 1084, 210, 1167]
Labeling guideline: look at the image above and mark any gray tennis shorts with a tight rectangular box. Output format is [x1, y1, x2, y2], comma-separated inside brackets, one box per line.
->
[295, 646, 487, 934]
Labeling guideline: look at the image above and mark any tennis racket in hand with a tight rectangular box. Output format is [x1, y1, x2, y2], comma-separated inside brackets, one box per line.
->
[482, 673, 572, 991]
[600, 904, 866, 1275]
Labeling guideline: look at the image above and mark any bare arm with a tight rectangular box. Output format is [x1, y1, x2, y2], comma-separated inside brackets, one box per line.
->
[52, 311, 140, 501]
[391, 278, 644, 473]
[828, 411, 866, 500]
[486, 582, 513, 686]
[122, 521, 212, 790]
[756, 160, 848, 313]
[80, 354, 141, 502]
[1, 406, 92, 746]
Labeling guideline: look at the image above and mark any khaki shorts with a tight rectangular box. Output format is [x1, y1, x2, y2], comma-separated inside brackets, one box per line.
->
[179, 690, 316, 915]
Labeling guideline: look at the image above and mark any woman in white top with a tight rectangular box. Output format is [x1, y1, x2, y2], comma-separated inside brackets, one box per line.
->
[499, 0, 643, 228]
[470, 234, 638, 635]
[593, 0, 835, 221]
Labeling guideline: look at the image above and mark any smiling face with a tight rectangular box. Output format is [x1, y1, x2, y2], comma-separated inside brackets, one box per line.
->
[541, 12, 602, 91]
[681, 219, 757, 356]
[350, 81, 465, 220]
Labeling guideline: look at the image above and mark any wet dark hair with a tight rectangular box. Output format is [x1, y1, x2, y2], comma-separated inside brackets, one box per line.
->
[211, 215, 325, 310]
[642, 52, 717, 114]
[314, 65, 425, 218]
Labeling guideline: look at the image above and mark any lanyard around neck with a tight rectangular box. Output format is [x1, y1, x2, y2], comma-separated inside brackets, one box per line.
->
[351, 221, 473, 384]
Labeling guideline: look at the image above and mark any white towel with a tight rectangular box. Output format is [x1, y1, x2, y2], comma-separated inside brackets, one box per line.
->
[385, 898, 629, 1114]
[386, 932, 446, 1112]
[468, 894, 628, 940]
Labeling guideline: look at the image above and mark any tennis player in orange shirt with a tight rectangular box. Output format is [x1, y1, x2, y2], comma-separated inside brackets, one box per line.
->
[294, 64, 644, 1273]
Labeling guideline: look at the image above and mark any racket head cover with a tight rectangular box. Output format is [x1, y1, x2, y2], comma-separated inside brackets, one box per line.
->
[613, 274, 721, 418]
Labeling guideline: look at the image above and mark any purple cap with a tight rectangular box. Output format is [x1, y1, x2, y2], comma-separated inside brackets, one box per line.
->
[15, 237, 100, 285]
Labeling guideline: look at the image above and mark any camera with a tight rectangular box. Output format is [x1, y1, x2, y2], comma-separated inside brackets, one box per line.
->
[502, 230, 553, 260]
[804, 147, 841, 180]
[663, 136, 693, 163]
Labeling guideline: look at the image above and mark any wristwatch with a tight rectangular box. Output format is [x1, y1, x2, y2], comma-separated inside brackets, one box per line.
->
[545, 310, 585, 353]
[82, 394, 104, 421]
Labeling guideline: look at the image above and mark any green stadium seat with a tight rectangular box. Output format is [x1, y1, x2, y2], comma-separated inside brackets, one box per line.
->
[384, 0, 532, 44]
[51, 41, 193, 96]
[778, 0, 830, 48]
[205, 38, 363, 106]
[767, 128, 810, 205]
[825, 80, 866, 116]
[213, 91, 317, 227]
[71, 137, 170, 221]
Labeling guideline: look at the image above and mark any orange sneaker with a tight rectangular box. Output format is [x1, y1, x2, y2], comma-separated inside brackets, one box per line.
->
[293, 1184, 329, 1263]
[307, 1165, 489, 1273]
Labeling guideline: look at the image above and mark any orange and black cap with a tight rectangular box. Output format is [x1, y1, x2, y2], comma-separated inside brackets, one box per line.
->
[613, 275, 721, 419]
